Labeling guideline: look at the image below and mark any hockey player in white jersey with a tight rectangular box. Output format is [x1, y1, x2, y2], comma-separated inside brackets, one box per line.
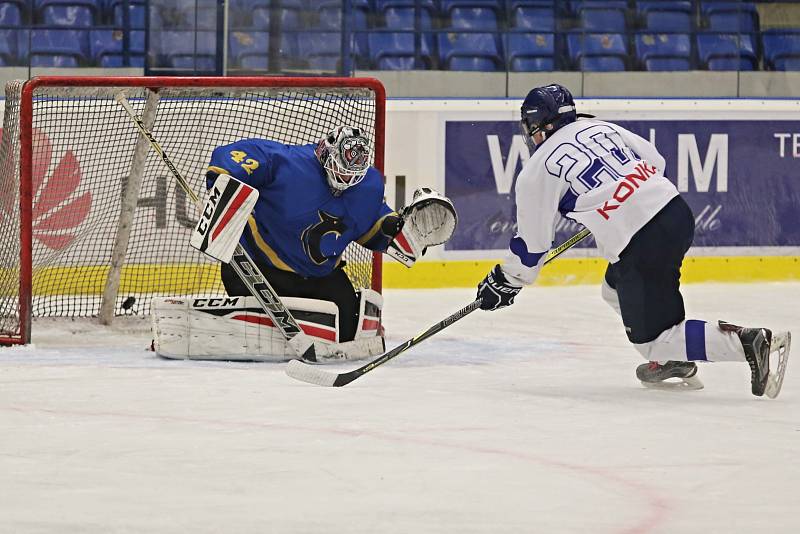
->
[476, 83, 790, 398]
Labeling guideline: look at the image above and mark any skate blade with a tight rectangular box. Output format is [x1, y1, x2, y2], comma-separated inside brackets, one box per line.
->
[765, 331, 791, 399]
[640, 375, 704, 391]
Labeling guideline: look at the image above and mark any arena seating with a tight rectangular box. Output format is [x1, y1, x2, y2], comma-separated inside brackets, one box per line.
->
[634, 32, 691, 71]
[506, 32, 554, 71]
[762, 29, 800, 70]
[29, 28, 89, 66]
[90, 28, 143, 66]
[567, 32, 628, 71]
[1, 0, 799, 72]
[697, 32, 757, 70]
[368, 31, 434, 69]
[636, 1, 692, 32]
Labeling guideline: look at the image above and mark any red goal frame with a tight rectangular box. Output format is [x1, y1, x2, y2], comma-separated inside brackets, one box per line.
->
[4, 76, 386, 345]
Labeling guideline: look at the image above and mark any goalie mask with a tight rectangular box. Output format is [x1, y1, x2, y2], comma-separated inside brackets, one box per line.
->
[315, 126, 372, 195]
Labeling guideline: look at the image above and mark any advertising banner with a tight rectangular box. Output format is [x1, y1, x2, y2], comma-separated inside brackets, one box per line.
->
[445, 119, 800, 253]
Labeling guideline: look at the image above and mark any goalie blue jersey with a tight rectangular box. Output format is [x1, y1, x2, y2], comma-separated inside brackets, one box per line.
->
[207, 138, 394, 278]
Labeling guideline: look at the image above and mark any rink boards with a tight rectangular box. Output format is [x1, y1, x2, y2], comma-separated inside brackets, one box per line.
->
[1, 97, 798, 289]
[381, 98, 800, 287]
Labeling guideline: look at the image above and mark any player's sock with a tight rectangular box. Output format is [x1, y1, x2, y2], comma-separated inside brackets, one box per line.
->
[633, 319, 746, 363]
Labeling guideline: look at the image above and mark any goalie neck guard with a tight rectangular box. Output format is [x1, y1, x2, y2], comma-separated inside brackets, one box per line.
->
[315, 126, 373, 195]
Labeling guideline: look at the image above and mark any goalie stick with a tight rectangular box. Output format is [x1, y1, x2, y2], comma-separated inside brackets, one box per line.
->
[286, 227, 593, 387]
[115, 93, 325, 362]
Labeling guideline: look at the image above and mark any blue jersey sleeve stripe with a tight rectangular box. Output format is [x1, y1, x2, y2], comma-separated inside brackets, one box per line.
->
[685, 320, 708, 361]
[207, 165, 231, 176]
[510, 235, 546, 267]
[357, 212, 394, 246]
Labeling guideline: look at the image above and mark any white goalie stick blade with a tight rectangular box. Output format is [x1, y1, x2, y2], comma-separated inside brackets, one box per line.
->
[286, 359, 339, 387]
[640, 375, 705, 391]
[765, 331, 791, 399]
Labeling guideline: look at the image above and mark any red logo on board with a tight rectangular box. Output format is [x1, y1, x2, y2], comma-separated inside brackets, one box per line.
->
[0, 128, 92, 250]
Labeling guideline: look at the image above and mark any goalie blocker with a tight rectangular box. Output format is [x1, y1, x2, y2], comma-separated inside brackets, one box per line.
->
[152, 289, 385, 362]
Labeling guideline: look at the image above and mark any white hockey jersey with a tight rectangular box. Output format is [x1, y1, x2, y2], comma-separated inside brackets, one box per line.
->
[503, 118, 679, 285]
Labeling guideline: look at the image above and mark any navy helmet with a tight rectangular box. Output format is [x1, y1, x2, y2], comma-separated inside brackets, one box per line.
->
[519, 83, 579, 151]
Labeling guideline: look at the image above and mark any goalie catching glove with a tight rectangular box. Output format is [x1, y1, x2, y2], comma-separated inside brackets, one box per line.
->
[384, 187, 458, 267]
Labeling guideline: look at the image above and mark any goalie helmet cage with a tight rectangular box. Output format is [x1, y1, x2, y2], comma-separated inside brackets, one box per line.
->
[0, 76, 386, 345]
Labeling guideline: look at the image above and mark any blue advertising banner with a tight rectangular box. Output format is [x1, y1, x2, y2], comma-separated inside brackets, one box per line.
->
[445, 120, 800, 252]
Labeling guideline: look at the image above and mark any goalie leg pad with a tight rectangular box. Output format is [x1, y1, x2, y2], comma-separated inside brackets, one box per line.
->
[152, 295, 384, 362]
[354, 288, 383, 339]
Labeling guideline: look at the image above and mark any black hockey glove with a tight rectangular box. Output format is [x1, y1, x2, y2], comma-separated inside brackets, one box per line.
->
[477, 264, 522, 311]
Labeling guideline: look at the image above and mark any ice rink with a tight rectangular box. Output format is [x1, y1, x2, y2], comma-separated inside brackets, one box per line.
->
[1, 282, 798, 534]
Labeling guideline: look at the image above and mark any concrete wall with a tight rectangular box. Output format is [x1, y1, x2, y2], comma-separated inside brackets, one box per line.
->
[3, 68, 800, 98]
[359, 70, 800, 98]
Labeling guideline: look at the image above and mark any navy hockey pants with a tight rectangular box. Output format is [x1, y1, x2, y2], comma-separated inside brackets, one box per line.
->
[604, 195, 695, 345]
[221, 261, 360, 342]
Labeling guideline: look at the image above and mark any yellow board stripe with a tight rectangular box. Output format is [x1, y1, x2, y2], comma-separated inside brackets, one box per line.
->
[1, 257, 796, 297]
[383, 257, 800, 288]
[0, 264, 224, 297]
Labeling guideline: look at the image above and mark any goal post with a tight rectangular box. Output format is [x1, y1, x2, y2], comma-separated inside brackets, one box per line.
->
[0, 76, 386, 345]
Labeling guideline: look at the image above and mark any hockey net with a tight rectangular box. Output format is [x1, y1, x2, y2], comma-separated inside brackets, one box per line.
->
[0, 76, 385, 345]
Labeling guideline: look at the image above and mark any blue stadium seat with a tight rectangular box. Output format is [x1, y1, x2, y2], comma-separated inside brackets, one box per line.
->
[228, 30, 269, 69]
[109, 0, 147, 29]
[30, 29, 89, 67]
[317, 0, 369, 30]
[441, 1, 503, 28]
[438, 32, 502, 71]
[90, 29, 144, 67]
[702, 2, 758, 33]
[441, 0, 502, 13]
[38, 0, 99, 27]
[635, 33, 691, 71]
[449, 6, 499, 30]
[507, 32, 555, 71]
[512, 4, 556, 31]
[696, 33, 757, 70]
[294, 31, 364, 71]
[566, 32, 627, 71]
[636, 1, 692, 32]
[150, 0, 217, 30]
[383, 6, 433, 30]
[762, 30, 800, 71]
[153, 30, 216, 70]
[0, 3, 22, 26]
[0, 29, 25, 65]
[576, 1, 628, 33]
[247, 0, 302, 31]
[368, 31, 434, 69]
[375, 0, 436, 19]
[580, 56, 625, 70]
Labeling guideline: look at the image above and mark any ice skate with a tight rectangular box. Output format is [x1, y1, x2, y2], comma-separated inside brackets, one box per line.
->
[719, 321, 791, 399]
[636, 360, 704, 391]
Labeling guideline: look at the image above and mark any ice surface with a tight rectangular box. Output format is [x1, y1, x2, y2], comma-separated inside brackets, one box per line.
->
[1, 283, 799, 534]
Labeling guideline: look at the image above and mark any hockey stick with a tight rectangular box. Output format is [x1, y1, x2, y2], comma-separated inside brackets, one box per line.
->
[115, 92, 324, 362]
[286, 227, 592, 386]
